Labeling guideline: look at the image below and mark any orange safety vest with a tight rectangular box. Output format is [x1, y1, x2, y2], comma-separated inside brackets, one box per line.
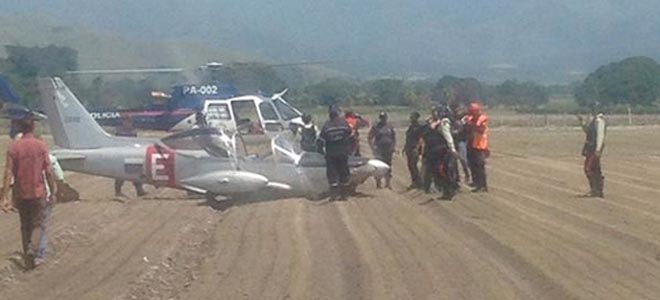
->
[467, 114, 488, 150]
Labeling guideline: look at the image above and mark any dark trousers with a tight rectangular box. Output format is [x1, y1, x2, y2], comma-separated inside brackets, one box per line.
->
[467, 148, 488, 189]
[375, 149, 393, 178]
[405, 150, 421, 187]
[584, 154, 604, 196]
[114, 180, 145, 196]
[423, 152, 458, 197]
[17, 198, 46, 265]
[326, 153, 350, 187]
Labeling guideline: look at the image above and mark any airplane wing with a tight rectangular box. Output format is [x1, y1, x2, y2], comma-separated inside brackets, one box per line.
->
[51, 152, 87, 161]
[179, 170, 278, 197]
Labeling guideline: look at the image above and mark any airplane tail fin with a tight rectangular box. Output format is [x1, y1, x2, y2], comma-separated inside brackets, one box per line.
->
[38, 77, 115, 149]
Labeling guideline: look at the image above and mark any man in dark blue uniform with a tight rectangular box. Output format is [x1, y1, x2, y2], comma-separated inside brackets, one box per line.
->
[403, 112, 423, 190]
[320, 105, 352, 201]
[368, 112, 396, 189]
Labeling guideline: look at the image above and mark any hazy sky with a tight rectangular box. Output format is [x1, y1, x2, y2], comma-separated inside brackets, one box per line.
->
[2, 0, 660, 83]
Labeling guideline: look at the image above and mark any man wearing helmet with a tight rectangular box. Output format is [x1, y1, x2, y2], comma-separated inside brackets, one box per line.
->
[577, 102, 606, 198]
[368, 112, 396, 189]
[466, 101, 489, 193]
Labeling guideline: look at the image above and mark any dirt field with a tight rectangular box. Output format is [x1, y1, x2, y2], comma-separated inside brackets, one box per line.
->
[1, 126, 660, 300]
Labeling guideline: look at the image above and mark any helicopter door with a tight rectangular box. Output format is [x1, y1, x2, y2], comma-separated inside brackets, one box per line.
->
[205, 102, 232, 129]
[258, 102, 284, 132]
[231, 100, 264, 135]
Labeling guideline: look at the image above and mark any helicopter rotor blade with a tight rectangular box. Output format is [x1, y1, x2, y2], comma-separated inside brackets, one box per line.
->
[66, 59, 355, 76]
[66, 68, 185, 75]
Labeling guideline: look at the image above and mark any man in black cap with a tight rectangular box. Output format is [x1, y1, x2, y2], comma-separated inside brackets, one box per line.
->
[368, 112, 396, 189]
[577, 102, 606, 198]
[319, 105, 352, 200]
[403, 112, 423, 190]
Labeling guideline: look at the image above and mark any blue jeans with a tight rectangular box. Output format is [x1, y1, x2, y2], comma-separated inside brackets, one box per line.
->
[36, 201, 53, 259]
[457, 141, 470, 180]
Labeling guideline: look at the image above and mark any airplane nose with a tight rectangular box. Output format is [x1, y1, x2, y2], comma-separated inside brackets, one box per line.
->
[181, 171, 269, 195]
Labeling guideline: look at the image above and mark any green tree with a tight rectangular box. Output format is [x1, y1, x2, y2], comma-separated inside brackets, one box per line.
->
[493, 80, 548, 109]
[575, 56, 660, 107]
[202, 63, 287, 95]
[0, 45, 78, 107]
[432, 76, 483, 105]
[302, 78, 360, 106]
[364, 79, 406, 105]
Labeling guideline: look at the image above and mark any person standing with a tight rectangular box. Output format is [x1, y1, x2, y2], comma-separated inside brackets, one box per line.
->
[403, 111, 423, 190]
[320, 106, 352, 200]
[114, 115, 147, 197]
[193, 111, 208, 129]
[578, 103, 606, 198]
[451, 103, 471, 185]
[1, 117, 57, 269]
[344, 111, 369, 156]
[299, 114, 319, 153]
[35, 153, 64, 266]
[368, 112, 396, 189]
[466, 101, 489, 193]
[421, 106, 459, 200]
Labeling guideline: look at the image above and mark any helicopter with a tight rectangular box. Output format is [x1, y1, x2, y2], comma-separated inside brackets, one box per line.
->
[68, 61, 328, 133]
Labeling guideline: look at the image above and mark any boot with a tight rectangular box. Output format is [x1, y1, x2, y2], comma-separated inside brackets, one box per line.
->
[328, 186, 338, 201]
[595, 176, 605, 198]
[583, 175, 599, 197]
[339, 185, 349, 201]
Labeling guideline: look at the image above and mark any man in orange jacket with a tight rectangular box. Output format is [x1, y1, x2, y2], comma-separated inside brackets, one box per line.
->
[466, 101, 489, 192]
[344, 111, 369, 156]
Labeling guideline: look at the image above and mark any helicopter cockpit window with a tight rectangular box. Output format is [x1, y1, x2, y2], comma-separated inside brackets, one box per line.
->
[232, 100, 264, 134]
[206, 103, 231, 120]
[259, 102, 279, 121]
[273, 99, 301, 121]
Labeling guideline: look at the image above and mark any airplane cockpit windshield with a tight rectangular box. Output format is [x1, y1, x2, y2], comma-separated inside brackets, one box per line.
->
[160, 127, 234, 158]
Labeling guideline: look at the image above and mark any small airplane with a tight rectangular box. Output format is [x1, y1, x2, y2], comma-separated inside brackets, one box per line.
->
[37, 77, 389, 200]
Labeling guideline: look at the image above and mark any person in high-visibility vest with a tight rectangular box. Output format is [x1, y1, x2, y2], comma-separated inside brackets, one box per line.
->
[466, 101, 489, 193]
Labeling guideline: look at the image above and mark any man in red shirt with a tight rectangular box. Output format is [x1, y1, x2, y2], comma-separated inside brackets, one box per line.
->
[1, 117, 57, 269]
